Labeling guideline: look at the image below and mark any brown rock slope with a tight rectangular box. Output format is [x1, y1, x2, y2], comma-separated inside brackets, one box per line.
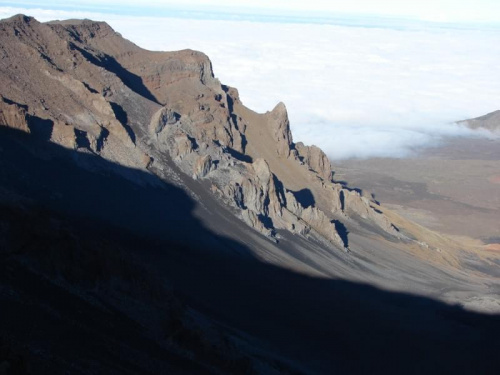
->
[1, 14, 498, 289]
[1, 14, 405, 251]
[1, 14, 500, 374]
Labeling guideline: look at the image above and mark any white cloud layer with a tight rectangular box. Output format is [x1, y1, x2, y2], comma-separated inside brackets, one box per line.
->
[7, 1, 500, 23]
[1, 7, 500, 159]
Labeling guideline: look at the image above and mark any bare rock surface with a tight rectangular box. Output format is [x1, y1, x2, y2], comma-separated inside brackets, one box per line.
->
[295, 142, 334, 181]
[0, 14, 488, 258]
[1, 14, 500, 375]
[1, 14, 494, 270]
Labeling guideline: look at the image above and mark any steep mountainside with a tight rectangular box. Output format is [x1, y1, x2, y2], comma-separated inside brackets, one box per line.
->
[1, 15, 500, 374]
[0, 14, 405, 249]
[459, 109, 500, 132]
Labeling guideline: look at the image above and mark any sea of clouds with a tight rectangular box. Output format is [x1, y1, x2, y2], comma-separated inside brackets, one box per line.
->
[2, 7, 500, 159]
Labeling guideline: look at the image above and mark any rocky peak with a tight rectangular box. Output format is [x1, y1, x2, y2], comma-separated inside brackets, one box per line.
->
[266, 102, 293, 157]
[4, 14, 35, 25]
[295, 142, 334, 182]
[0, 14, 41, 41]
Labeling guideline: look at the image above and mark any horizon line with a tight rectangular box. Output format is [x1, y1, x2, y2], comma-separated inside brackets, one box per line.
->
[2, 3, 500, 31]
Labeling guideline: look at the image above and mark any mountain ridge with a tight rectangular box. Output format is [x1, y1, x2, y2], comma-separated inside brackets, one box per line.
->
[1, 14, 500, 374]
[459, 109, 500, 132]
[1, 14, 497, 282]
[0, 13, 408, 251]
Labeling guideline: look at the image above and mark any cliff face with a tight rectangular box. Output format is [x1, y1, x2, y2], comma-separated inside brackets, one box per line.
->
[2, 15, 500, 374]
[0, 14, 405, 251]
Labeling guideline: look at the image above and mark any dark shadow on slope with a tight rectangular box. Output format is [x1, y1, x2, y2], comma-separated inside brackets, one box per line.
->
[339, 189, 345, 211]
[109, 101, 136, 144]
[289, 188, 315, 208]
[273, 175, 287, 206]
[0, 126, 205, 246]
[81, 81, 98, 94]
[26, 115, 53, 141]
[334, 179, 364, 195]
[225, 147, 252, 163]
[95, 126, 109, 152]
[240, 133, 248, 154]
[371, 192, 381, 205]
[186, 134, 199, 151]
[1, 127, 500, 374]
[1, 97, 28, 111]
[69, 42, 159, 104]
[74, 128, 91, 150]
[332, 219, 349, 248]
[221, 85, 238, 127]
